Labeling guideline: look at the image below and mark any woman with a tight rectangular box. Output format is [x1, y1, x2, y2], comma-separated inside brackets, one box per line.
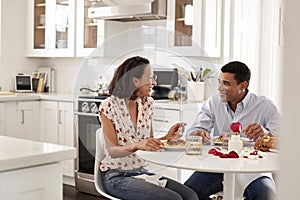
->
[99, 56, 198, 200]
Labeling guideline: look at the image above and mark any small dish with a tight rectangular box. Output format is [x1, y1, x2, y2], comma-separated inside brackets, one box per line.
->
[268, 148, 280, 154]
[213, 136, 254, 146]
[163, 146, 186, 151]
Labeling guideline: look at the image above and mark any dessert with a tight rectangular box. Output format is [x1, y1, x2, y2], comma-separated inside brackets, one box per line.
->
[163, 139, 186, 148]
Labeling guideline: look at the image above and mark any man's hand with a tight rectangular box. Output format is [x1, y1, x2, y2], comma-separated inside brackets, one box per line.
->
[192, 130, 211, 143]
[254, 133, 278, 151]
[243, 123, 265, 141]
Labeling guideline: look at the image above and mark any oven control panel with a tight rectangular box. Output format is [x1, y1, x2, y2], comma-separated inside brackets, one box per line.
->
[77, 97, 103, 114]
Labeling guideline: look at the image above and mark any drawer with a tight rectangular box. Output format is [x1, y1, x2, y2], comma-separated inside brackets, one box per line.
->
[153, 109, 180, 132]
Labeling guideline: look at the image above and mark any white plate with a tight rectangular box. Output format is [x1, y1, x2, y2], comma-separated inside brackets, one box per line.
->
[268, 148, 280, 153]
[163, 146, 186, 151]
[213, 136, 254, 145]
[212, 136, 226, 145]
[213, 141, 223, 146]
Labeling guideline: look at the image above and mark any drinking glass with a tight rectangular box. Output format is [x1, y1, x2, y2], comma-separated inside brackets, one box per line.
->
[186, 135, 203, 155]
[222, 132, 231, 150]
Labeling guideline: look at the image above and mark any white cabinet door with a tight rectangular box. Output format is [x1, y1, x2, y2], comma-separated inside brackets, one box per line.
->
[166, 0, 202, 56]
[166, 0, 222, 57]
[0, 163, 62, 200]
[27, 0, 75, 57]
[40, 101, 75, 178]
[3, 102, 18, 138]
[40, 101, 58, 143]
[17, 101, 40, 141]
[58, 102, 75, 177]
[76, 0, 105, 57]
[153, 108, 180, 137]
[153, 103, 202, 138]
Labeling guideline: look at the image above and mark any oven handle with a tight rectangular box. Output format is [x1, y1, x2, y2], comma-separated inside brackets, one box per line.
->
[74, 112, 99, 117]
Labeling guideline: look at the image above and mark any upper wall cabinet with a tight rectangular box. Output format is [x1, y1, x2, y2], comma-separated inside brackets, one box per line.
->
[76, 0, 105, 57]
[27, 0, 75, 57]
[27, 0, 106, 57]
[167, 0, 222, 57]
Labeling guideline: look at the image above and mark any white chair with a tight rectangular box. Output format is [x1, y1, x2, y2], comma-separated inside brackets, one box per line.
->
[94, 128, 120, 200]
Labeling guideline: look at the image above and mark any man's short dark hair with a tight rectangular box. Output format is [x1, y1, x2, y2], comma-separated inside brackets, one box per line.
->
[221, 61, 251, 85]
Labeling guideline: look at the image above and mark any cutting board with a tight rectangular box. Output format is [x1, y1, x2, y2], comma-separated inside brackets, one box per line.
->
[0, 91, 14, 95]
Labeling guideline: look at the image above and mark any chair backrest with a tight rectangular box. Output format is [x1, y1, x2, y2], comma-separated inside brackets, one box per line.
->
[94, 128, 120, 200]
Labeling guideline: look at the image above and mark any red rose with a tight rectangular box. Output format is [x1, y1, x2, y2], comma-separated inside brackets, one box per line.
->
[230, 122, 242, 133]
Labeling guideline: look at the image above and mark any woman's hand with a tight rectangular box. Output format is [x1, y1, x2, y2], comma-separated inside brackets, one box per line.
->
[192, 130, 211, 143]
[135, 138, 163, 151]
[162, 122, 186, 141]
[243, 123, 265, 141]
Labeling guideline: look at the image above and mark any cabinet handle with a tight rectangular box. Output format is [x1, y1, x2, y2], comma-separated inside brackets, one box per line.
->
[153, 118, 169, 123]
[21, 110, 24, 124]
[59, 110, 63, 124]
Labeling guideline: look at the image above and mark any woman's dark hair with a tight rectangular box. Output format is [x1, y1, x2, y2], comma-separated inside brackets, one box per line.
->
[221, 61, 251, 85]
[108, 56, 150, 99]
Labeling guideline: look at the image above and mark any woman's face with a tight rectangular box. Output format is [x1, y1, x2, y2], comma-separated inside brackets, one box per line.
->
[135, 65, 157, 97]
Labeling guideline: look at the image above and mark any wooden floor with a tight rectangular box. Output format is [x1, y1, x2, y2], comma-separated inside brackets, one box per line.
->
[63, 184, 107, 200]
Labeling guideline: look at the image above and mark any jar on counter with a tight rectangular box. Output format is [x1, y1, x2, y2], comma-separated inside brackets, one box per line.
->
[172, 86, 186, 101]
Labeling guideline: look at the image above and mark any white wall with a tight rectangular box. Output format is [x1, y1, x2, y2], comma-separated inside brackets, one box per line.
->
[278, 0, 300, 199]
[260, 0, 282, 110]
[0, 0, 283, 101]
[0, 0, 39, 91]
[0, 0, 83, 93]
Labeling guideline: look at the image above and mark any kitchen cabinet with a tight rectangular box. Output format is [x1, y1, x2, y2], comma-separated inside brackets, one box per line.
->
[40, 101, 75, 178]
[76, 0, 105, 57]
[2, 101, 40, 141]
[167, 0, 222, 57]
[153, 101, 202, 137]
[58, 102, 75, 177]
[26, 0, 75, 57]
[17, 101, 41, 141]
[0, 136, 75, 200]
[27, 0, 108, 57]
[152, 101, 202, 182]
[2, 102, 17, 138]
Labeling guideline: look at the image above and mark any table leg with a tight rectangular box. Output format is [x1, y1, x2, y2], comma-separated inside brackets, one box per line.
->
[223, 172, 235, 200]
[176, 169, 181, 182]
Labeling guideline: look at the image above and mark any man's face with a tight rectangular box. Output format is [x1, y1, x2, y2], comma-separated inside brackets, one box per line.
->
[218, 72, 247, 103]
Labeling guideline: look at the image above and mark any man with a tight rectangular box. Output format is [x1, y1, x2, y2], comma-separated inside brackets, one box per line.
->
[184, 61, 280, 200]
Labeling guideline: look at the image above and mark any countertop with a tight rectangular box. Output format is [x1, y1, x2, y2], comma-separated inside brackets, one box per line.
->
[0, 92, 74, 102]
[0, 93, 204, 108]
[0, 135, 76, 172]
[155, 99, 204, 110]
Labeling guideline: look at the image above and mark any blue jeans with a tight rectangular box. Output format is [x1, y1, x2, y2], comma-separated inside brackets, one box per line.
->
[103, 167, 199, 200]
[184, 172, 276, 200]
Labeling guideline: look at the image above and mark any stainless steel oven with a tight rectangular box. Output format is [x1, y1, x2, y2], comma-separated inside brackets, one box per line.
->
[74, 96, 106, 196]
